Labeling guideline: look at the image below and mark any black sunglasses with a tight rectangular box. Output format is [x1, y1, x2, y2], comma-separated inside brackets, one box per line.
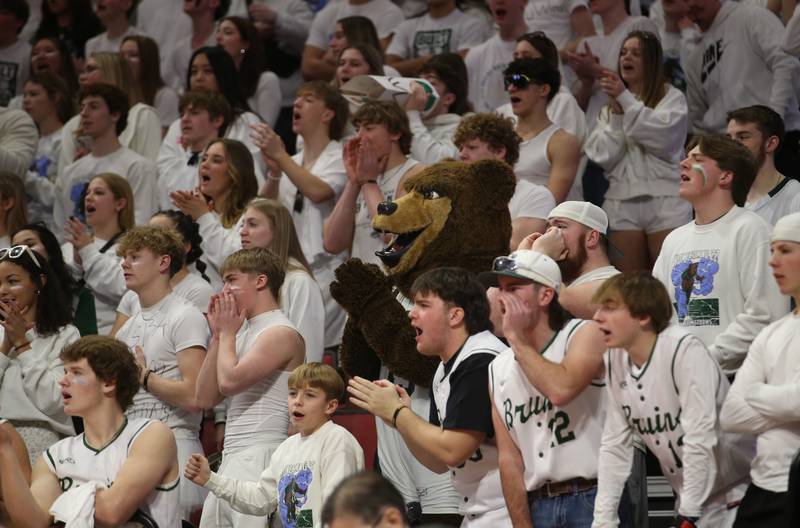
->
[504, 73, 532, 91]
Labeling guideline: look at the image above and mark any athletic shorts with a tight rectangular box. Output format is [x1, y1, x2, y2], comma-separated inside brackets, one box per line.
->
[603, 195, 692, 234]
[174, 430, 208, 518]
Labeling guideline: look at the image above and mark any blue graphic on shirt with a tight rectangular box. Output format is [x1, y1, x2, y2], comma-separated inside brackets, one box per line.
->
[31, 156, 52, 179]
[69, 181, 89, 222]
[278, 468, 313, 527]
[670, 257, 720, 323]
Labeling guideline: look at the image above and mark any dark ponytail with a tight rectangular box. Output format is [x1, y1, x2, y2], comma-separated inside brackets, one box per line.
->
[153, 210, 212, 284]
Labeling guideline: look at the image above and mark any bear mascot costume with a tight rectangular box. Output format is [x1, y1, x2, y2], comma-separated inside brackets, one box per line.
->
[330, 158, 516, 524]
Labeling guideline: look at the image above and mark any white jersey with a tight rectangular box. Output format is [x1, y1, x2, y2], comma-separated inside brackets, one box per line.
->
[431, 331, 508, 517]
[490, 319, 606, 491]
[595, 326, 752, 523]
[44, 418, 180, 528]
[224, 310, 298, 453]
[116, 293, 209, 432]
[745, 177, 800, 226]
[352, 158, 418, 266]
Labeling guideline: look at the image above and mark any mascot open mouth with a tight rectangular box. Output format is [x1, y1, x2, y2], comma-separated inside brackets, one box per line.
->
[375, 228, 425, 268]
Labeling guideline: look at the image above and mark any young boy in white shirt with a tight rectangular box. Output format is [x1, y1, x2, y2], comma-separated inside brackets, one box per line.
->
[185, 362, 364, 528]
[592, 272, 752, 528]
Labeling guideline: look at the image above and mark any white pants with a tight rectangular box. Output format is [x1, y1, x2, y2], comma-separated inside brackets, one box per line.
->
[175, 432, 208, 519]
[199, 443, 279, 528]
[461, 506, 511, 527]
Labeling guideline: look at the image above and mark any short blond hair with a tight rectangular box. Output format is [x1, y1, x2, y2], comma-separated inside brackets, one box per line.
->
[220, 248, 285, 298]
[288, 362, 345, 403]
[116, 225, 185, 277]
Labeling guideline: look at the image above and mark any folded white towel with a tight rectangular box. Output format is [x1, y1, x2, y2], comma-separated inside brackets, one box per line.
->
[50, 481, 106, 528]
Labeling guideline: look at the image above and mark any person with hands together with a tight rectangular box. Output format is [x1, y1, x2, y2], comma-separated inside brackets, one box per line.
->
[585, 31, 690, 272]
[349, 268, 511, 526]
[483, 249, 630, 528]
[62, 173, 134, 335]
[193, 248, 306, 528]
[171, 138, 259, 289]
[323, 101, 425, 265]
[0, 244, 79, 463]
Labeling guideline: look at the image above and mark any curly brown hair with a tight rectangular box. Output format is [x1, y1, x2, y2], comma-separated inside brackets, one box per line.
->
[117, 225, 186, 277]
[453, 113, 521, 165]
[61, 336, 140, 411]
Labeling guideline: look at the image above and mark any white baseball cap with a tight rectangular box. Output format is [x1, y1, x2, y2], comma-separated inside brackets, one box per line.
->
[772, 212, 800, 244]
[548, 201, 609, 235]
[480, 250, 562, 292]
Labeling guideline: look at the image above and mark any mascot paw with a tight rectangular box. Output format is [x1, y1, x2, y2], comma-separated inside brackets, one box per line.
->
[330, 258, 394, 317]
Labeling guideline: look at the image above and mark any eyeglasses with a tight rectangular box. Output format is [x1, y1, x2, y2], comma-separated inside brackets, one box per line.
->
[0, 245, 42, 269]
[504, 73, 532, 91]
[492, 255, 518, 272]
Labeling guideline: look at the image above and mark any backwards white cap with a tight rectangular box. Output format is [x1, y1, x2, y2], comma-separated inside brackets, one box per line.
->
[772, 212, 800, 244]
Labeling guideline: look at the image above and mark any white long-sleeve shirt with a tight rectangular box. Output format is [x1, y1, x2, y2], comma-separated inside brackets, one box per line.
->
[721, 312, 800, 493]
[196, 212, 244, 290]
[68, 238, 125, 335]
[281, 262, 325, 363]
[594, 325, 752, 525]
[585, 86, 687, 200]
[0, 325, 81, 435]
[652, 206, 789, 373]
[408, 111, 460, 164]
[685, 1, 800, 134]
[0, 106, 37, 176]
[206, 420, 364, 527]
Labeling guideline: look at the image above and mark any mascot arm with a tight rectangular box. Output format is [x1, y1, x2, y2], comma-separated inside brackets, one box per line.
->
[338, 318, 382, 381]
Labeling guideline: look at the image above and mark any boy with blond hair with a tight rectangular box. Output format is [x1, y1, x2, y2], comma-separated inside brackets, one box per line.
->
[186, 362, 364, 528]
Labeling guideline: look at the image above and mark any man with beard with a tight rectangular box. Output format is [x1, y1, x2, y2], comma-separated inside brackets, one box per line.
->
[726, 105, 800, 226]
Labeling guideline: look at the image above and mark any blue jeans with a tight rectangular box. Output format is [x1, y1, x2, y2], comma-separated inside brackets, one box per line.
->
[529, 487, 597, 528]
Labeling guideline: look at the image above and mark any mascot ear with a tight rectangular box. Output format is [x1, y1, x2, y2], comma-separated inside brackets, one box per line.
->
[469, 159, 516, 205]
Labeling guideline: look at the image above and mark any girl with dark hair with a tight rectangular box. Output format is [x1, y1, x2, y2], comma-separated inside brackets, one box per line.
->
[120, 35, 179, 130]
[110, 210, 214, 337]
[585, 31, 690, 272]
[11, 223, 97, 336]
[5, 36, 80, 110]
[160, 47, 267, 186]
[170, 138, 259, 288]
[63, 173, 135, 334]
[0, 244, 80, 462]
[216, 16, 281, 127]
[495, 32, 587, 144]
[34, 0, 103, 64]
[23, 72, 76, 229]
[335, 43, 385, 87]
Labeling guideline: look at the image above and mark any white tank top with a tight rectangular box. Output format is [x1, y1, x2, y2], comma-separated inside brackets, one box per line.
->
[490, 319, 607, 491]
[352, 158, 419, 266]
[515, 123, 560, 189]
[432, 331, 508, 516]
[44, 418, 180, 528]
[224, 310, 298, 453]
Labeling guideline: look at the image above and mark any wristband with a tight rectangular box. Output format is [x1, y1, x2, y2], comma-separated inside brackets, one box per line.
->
[392, 405, 408, 428]
[143, 369, 153, 391]
[267, 173, 281, 181]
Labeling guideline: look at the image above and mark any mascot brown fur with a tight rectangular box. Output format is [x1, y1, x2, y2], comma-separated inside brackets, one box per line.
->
[330, 158, 516, 387]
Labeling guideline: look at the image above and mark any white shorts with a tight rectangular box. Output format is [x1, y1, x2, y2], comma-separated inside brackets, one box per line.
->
[376, 388, 460, 516]
[461, 506, 511, 527]
[198, 443, 279, 528]
[175, 431, 208, 518]
[603, 195, 692, 234]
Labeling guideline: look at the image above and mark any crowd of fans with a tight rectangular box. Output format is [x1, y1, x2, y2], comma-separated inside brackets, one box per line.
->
[0, 0, 797, 526]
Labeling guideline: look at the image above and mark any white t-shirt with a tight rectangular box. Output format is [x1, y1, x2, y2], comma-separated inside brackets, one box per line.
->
[465, 34, 517, 113]
[571, 265, 620, 287]
[721, 312, 800, 493]
[745, 177, 800, 226]
[117, 273, 214, 317]
[652, 206, 789, 373]
[508, 180, 556, 221]
[306, 0, 406, 49]
[352, 158, 419, 265]
[525, 0, 589, 48]
[85, 26, 144, 57]
[206, 420, 364, 525]
[386, 9, 491, 58]
[281, 263, 325, 363]
[0, 39, 30, 106]
[408, 111, 460, 165]
[54, 146, 158, 239]
[45, 418, 181, 528]
[249, 71, 282, 127]
[116, 293, 209, 432]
